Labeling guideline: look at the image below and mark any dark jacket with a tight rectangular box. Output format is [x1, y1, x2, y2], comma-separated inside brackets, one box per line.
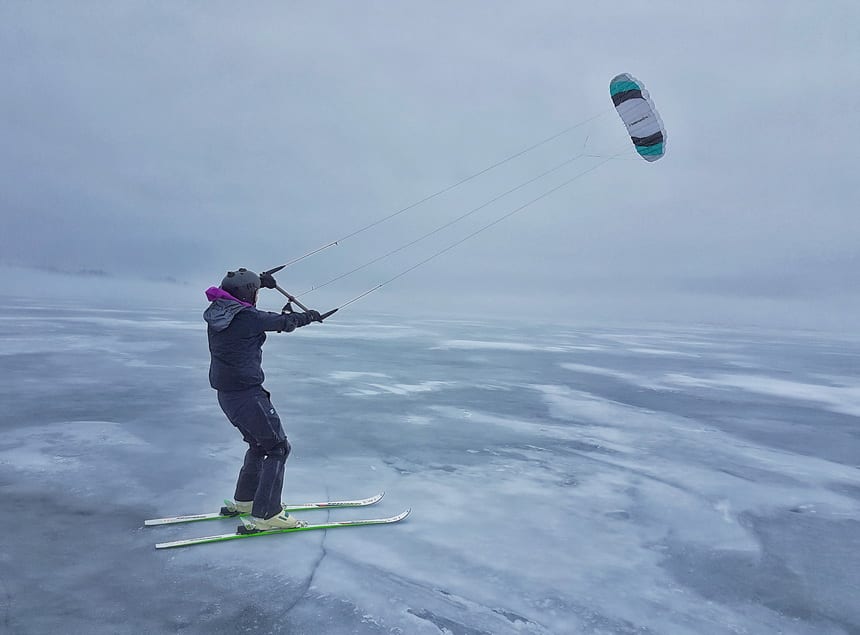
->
[203, 287, 313, 392]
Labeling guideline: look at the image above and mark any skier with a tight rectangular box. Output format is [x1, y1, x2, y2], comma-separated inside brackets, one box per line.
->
[204, 268, 322, 530]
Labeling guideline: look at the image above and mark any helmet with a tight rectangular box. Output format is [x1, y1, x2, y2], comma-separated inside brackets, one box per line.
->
[220, 268, 261, 304]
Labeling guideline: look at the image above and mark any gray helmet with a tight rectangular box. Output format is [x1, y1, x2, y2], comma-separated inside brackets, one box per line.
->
[220, 268, 260, 304]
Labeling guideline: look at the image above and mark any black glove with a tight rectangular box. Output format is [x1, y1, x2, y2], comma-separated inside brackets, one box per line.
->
[259, 272, 277, 289]
[306, 310, 322, 323]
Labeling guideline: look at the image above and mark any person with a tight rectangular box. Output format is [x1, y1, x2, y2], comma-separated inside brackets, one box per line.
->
[203, 267, 322, 530]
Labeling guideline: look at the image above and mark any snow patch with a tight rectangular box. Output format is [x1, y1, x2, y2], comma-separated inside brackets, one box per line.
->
[434, 339, 560, 352]
[663, 373, 860, 417]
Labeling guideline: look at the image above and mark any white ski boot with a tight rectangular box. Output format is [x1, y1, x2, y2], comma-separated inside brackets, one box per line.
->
[248, 511, 307, 530]
[222, 499, 253, 514]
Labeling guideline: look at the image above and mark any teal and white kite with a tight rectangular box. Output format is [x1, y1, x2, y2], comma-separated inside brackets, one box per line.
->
[610, 73, 666, 162]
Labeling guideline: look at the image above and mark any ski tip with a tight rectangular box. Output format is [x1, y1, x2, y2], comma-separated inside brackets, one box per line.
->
[393, 508, 411, 521]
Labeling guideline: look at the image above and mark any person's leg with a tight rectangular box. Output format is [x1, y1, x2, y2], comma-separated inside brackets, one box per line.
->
[234, 442, 266, 503]
[253, 438, 291, 519]
[218, 387, 290, 519]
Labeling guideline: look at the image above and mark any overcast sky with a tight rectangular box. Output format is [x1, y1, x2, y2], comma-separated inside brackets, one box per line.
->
[2, 2, 858, 328]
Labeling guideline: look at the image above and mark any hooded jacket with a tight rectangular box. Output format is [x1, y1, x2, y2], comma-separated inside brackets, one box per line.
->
[203, 287, 313, 392]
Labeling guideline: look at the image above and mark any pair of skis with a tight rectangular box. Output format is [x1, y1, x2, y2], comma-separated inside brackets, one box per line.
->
[146, 492, 410, 549]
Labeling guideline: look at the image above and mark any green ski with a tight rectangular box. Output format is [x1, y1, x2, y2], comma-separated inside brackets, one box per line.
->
[155, 509, 410, 549]
[145, 492, 384, 526]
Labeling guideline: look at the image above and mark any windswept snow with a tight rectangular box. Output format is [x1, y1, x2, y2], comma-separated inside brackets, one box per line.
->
[1, 305, 858, 634]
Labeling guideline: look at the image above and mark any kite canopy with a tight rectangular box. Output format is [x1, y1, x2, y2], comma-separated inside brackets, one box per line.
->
[610, 73, 666, 162]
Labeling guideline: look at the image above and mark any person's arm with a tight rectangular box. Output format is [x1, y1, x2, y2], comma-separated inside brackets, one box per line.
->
[254, 309, 322, 333]
[255, 272, 322, 332]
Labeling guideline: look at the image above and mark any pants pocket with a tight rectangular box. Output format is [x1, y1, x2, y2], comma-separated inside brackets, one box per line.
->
[254, 395, 286, 448]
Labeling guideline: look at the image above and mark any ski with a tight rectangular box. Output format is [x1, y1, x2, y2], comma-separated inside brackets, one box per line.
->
[144, 492, 384, 526]
[155, 509, 411, 549]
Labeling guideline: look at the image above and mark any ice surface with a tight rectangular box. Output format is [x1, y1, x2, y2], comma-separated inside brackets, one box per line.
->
[1, 304, 859, 634]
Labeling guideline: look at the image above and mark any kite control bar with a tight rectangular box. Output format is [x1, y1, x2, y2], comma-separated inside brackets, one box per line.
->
[261, 265, 338, 322]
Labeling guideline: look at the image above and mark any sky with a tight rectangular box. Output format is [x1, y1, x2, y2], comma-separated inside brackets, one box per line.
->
[2, 2, 858, 329]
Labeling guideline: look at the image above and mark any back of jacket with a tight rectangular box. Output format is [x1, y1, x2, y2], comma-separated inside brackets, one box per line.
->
[203, 288, 311, 392]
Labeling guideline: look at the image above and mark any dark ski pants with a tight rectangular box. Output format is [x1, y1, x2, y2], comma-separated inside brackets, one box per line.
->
[217, 386, 291, 520]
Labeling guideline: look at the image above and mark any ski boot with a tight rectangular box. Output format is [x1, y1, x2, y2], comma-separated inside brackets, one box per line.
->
[220, 499, 253, 516]
[243, 511, 308, 532]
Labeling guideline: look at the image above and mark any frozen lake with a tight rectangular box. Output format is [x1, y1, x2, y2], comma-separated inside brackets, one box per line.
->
[1, 301, 858, 634]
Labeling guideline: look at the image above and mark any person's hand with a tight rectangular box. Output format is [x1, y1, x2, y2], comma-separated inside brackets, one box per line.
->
[259, 272, 277, 289]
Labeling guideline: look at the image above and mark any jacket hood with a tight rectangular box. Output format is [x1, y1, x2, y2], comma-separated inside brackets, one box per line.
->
[204, 286, 253, 332]
[206, 286, 254, 306]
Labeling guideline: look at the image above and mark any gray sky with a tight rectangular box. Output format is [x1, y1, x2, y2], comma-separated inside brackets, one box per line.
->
[2, 2, 858, 328]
